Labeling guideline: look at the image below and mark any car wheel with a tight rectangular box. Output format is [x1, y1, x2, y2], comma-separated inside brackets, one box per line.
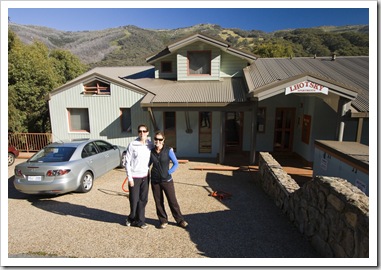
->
[78, 171, 93, 193]
[8, 153, 15, 166]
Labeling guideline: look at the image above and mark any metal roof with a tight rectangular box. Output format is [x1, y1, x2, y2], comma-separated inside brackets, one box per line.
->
[50, 66, 154, 95]
[146, 33, 257, 64]
[244, 56, 369, 112]
[126, 77, 249, 107]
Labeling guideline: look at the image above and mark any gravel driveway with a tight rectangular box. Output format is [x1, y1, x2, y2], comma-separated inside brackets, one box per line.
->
[6, 158, 319, 265]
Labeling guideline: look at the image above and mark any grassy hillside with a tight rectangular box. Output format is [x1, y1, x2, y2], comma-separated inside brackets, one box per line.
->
[9, 22, 368, 67]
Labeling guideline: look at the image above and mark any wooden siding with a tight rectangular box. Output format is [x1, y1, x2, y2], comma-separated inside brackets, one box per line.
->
[220, 51, 247, 77]
[49, 83, 150, 147]
[154, 54, 177, 79]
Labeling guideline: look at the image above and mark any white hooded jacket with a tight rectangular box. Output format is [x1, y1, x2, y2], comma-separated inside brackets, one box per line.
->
[125, 138, 153, 180]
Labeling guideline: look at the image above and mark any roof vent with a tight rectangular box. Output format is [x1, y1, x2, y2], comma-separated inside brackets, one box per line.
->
[331, 53, 336, 61]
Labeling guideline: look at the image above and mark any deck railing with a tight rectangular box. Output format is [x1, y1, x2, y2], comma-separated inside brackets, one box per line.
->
[8, 133, 53, 153]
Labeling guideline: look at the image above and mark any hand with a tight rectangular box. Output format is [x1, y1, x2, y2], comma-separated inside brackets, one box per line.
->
[129, 181, 134, 187]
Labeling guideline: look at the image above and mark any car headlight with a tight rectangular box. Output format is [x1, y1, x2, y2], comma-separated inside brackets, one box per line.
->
[46, 169, 71, 176]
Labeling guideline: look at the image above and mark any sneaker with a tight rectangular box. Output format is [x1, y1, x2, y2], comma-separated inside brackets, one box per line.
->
[140, 223, 148, 229]
[178, 220, 188, 228]
[159, 223, 168, 229]
[126, 218, 133, 227]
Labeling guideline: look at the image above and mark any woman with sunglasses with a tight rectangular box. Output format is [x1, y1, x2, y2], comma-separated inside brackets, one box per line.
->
[124, 124, 153, 229]
[150, 130, 188, 229]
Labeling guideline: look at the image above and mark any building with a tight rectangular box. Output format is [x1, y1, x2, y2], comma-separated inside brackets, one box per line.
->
[48, 33, 369, 164]
[313, 140, 369, 195]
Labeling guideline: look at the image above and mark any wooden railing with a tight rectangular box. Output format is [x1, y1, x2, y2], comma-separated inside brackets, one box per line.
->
[8, 133, 53, 153]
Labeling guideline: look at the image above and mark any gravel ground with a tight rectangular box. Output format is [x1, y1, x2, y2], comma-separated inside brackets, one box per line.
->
[6, 158, 319, 266]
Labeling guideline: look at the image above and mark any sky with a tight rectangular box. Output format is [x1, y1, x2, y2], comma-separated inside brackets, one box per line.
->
[5, 2, 372, 33]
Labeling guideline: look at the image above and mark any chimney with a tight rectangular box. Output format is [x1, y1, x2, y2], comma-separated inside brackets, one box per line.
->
[331, 53, 336, 61]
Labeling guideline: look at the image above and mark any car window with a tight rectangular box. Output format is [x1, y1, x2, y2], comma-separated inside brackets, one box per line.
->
[29, 147, 76, 162]
[82, 142, 99, 158]
[94, 141, 113, 153]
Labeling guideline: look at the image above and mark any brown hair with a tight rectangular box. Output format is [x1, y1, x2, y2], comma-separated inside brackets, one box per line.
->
[137, 124, 149, 132]
[154, 130, 165, 139]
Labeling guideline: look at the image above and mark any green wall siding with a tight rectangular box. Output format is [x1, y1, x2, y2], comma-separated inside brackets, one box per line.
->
[49, 83, 150, 147]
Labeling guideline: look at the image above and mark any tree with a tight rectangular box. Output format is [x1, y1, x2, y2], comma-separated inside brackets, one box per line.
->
[8, 30, 87, 133]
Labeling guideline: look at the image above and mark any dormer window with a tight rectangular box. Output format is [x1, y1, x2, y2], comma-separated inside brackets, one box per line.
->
[83, 80, 110, 95]
[188, 51, 211, 75]
[161, 61, 172, 73]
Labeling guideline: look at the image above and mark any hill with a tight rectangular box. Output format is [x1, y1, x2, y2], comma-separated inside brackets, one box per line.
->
[8, 22, 369, 67]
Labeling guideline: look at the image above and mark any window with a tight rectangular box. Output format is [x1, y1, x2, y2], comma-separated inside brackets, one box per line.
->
[199, 112, 212, 153]
[188, 51, 211, 75]
[257, 107, 266, 133]
[82, 142, 98, 158]
[161, 61, 172, 73]
[94, 140, 113, 152]
[68, 108, 90, 132]
[83, 80, 110, 95]
[120, 108, 132, 133]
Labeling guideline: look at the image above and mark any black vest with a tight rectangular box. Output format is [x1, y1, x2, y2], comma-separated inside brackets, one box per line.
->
[150, 145, 172, 183]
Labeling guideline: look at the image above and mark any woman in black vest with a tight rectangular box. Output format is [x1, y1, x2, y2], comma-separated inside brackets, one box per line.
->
[150, 131, 188, 229]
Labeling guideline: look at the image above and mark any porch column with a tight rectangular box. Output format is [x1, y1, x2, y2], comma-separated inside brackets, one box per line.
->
[356, 117, 364, 143]
[336, 97, 351, 141]
[219, 112, 226, 164]
[250, 100, 258, 164]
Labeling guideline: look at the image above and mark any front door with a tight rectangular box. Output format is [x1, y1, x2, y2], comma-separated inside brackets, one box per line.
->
[225, 112, 243, 152]
[274, 108, 295, 152]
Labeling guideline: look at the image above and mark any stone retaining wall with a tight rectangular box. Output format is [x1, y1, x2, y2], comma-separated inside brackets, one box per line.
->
[257, 152, 369, 258]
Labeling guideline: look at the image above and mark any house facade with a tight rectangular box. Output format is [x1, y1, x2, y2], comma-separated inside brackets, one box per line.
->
[48, 33, 369, 164]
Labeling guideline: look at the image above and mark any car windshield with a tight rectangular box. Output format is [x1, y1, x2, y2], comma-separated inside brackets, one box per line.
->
[29, 146, 76, 162]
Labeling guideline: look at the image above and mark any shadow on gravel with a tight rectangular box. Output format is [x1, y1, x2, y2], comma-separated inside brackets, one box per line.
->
[179, 171, 320, 258]
[8, 176, 33, 200]
[26, 198, 128, 225]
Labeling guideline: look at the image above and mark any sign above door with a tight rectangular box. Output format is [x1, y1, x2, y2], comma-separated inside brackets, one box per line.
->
[285, 81, 328, 95]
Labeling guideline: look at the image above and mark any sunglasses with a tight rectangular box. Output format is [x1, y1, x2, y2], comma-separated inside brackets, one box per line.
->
[138, 130, 148, 133]
[154, 138, 164, 141]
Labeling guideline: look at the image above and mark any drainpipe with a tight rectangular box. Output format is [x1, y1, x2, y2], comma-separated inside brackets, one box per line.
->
[148, 107, 159, 132]
[185, 111, 193, 133]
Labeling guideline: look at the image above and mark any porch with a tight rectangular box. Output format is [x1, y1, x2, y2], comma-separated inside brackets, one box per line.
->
[222, 151, 313, 187]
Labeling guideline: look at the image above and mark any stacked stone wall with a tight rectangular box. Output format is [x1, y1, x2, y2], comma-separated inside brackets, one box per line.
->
[257, 152, 369, 258]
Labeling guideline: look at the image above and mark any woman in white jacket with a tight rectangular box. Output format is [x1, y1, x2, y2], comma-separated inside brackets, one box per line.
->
[125, 124, 153, 229]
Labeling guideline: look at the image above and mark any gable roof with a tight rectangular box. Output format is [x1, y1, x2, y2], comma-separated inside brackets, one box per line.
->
[146, 33, 257, 64]
[49, 66, 154, 97]
[244, 56, 369, 112]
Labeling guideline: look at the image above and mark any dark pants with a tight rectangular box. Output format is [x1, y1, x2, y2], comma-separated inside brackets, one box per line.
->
[128, 176, 149, 226]
[151, 180, 184, 224]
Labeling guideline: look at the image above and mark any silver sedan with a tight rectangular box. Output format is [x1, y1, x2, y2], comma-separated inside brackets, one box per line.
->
[14, 139, 126, 195]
